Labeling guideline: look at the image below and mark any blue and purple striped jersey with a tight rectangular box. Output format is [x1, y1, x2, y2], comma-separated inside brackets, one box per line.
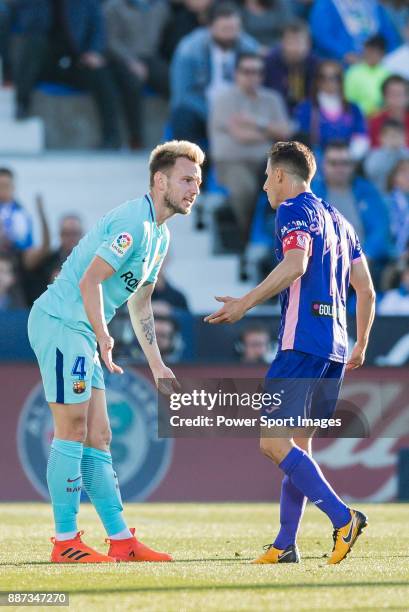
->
[275, 191, 362, 363]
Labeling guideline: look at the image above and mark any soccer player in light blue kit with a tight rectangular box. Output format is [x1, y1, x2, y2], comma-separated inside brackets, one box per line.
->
[28, 141, 204, 563]
[205, 141, 376, 565]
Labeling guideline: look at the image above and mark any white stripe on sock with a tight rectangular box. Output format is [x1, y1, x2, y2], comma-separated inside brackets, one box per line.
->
[109, 527, 132, 540]
[55, 531, 78, 541]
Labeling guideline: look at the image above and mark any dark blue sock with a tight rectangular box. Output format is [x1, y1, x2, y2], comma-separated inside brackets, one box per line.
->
[279, 447, 350, 529]
[274, 475, 306, 549]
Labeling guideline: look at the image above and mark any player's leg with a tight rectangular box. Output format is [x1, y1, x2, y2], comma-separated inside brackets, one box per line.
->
[311, 361, 368, 564]
[47, 400, 88, 542]
[261, 426, 351, 524]
[260, 356, 366, 564]
[272, 435, 311, 555]
[82, 382, 172, 562]
[27, 305, 114, 562]
[81, 387, 130, 538]
[254, 350, 354, 564]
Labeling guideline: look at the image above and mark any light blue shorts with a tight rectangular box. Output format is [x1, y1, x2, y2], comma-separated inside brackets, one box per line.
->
[28, 302, 105, 404]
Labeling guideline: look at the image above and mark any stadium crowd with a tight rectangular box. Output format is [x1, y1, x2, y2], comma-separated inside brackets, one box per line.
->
[0, 0, 409, 323]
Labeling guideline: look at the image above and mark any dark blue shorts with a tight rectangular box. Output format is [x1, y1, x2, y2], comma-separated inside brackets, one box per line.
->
[262, 349, 345, 421]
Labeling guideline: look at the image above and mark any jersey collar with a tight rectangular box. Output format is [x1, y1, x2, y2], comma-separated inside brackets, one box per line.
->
[144, 193, 156, 223]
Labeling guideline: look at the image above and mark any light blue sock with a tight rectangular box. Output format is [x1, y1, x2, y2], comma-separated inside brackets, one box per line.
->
[46, 438, 83, 534]
[81, 446, 127, 536]
[279, 447, 351, 529]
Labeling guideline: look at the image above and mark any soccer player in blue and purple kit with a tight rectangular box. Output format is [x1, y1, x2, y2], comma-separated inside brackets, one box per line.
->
[205, 141, 376, 565]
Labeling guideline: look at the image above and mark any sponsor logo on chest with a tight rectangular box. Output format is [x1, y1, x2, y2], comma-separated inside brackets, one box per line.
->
[311, 301, 336, 317]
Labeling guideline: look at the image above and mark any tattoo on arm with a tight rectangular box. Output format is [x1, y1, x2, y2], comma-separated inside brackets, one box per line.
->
[140, 314, 155, 345]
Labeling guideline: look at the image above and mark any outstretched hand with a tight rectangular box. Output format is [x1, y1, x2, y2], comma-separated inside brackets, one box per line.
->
[204, 296, 246, 325]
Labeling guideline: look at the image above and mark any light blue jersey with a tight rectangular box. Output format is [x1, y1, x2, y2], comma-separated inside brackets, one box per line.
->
[28, 194, 169, 404]
[36, 194, 170, 334]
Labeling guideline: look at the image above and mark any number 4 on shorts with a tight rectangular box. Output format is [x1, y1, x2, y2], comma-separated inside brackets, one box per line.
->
[72, 356, 87, 379]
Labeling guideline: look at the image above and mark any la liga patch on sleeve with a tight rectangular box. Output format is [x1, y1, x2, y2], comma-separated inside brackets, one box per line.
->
[110, 232, 133, 257]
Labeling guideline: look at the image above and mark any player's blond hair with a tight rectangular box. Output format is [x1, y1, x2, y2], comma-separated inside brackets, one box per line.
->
[149, 140, 205, 186]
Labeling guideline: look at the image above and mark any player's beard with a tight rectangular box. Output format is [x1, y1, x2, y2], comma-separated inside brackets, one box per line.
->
[163, 188, 192, 215]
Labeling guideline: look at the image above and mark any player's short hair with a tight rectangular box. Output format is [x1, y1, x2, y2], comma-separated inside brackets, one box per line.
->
[209, 1, 240, 23]
[149, 140, 205, 186]
[269, 141, 316, 182]
[0, 167, 14, 180]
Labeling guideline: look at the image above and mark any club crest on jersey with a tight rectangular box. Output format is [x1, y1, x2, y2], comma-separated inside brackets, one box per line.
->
[110, 232, 133, 257]
[73, 380, 86, 394]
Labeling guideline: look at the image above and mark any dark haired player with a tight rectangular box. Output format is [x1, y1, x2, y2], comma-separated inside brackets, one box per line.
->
[205, 141, 375, 564]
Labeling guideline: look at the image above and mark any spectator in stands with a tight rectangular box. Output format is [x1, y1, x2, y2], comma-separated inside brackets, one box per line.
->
[0, 254, 24, 310]
[381, 0, 409, 41]
[239, 0, 294, 50]
[237, 324, 271, 364]
[294, 60, 369, 157]
[264, 19, 319, 113]
[0, 168, 50, 272]
[369, 75, 409, 147]
[104, 0, 170, 149]
[313, 141, 392, 282]
[12, 0, 121, 148]
[383, 13, 409, 81]
[161, 0, 213, 63]
[344, 35, 390, 117]
[209, 52, 293, 248]
[378, 265, 409, 315]
[28, 214, 84, 302]
[387, 158, 409, 257]
[153, 265, 191, 312]
[155, 315, 183, 363]
[364, 119, 409, 192]
[170, 1, 259, 143]
[310, 0, 400, 65]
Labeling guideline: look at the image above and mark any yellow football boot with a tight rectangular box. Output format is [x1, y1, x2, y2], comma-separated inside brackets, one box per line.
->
[252, 544, 300, 564]
[328, 509, 368, 564]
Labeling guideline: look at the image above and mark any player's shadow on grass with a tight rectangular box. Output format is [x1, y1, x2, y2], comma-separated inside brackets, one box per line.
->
[2, 554, 409, 567]
[71, 581, 409, 595]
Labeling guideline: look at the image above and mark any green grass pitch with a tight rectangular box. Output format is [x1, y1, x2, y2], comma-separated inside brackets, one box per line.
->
[1, 503, 408, 611]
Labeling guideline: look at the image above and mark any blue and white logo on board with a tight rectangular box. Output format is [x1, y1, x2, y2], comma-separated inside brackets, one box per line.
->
[17, 369, 173, 501]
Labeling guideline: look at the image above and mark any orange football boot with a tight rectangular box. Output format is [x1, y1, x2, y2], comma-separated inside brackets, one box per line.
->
[106, 528, 173, 562]
[51, 531, 115, 563]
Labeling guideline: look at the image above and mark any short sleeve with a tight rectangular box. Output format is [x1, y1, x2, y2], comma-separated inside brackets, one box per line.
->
[147, 230, 170, 284]
[276, 202, 314, 242]
[96, 215, 142, 271]
[352, 231, 363, 263]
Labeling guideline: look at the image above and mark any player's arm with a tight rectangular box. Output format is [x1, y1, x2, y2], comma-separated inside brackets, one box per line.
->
[205, 246, 309, 325]
[79, 255, 123, 374]
[347, 256, 376, 370]
[127, 283, 177, 387]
